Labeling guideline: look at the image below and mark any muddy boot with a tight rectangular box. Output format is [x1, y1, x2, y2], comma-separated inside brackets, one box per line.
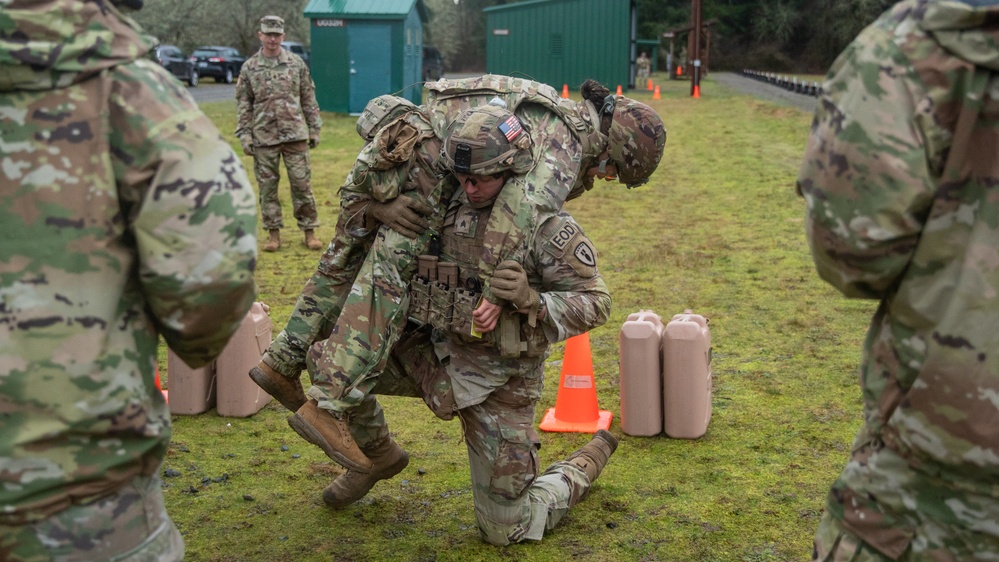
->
[263, 229, 281, 252]
[323, 438, 409, 508]
[248, 361, 306, 412]
[288, 400, 373, 473]
[304, 229, 323, 250]
[566, 429, 618, 483]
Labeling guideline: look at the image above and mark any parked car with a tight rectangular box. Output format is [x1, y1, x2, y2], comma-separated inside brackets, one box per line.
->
[281, 41, 310, 69]
[152, 44, 198, 87]
[422, 46, 444, 81]
[189, 46, 245, 84]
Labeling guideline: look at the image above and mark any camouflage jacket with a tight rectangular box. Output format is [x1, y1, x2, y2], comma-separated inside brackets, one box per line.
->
[425, 76, 610, 302]
[798, 0, 999, 486]
[0, 0, 258, 523]
[435, 193, 612, 409]
[235, 48, 321, 147]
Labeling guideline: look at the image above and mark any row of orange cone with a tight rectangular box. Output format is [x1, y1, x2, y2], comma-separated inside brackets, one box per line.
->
[560, 80, 698, 101]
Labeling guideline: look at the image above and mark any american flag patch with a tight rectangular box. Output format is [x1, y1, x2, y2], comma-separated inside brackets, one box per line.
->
[496, 115, 522, 141]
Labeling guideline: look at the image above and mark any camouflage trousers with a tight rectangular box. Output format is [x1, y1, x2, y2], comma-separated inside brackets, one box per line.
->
[346, 326, 594, 546]
[253, 140, 319, 231]
[813, 432, 999, 561]
[263, 208, 374, 379]
[0, 475, 183, 562]
[262, 178, 452, 410]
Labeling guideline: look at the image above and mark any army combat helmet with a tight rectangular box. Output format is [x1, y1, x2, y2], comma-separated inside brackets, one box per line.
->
[595, 92, 666, 188]
[442, 101, 535, 176]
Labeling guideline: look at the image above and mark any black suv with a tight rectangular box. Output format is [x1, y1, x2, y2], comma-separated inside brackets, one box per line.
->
[189, 46, 245, 84]
[152, 44, 198, 86]
[281, 41, 310, 69]
[422, 46, 444, 81]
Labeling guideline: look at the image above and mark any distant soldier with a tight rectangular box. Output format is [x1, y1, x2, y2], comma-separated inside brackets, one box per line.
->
[798, 0, 999, 559]
[636, 51, 651, 80]
[0, 1, 258, 560]
[236, 15, 324, 251]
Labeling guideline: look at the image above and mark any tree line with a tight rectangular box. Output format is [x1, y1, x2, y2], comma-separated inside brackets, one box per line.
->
[131, 0, 893, 75]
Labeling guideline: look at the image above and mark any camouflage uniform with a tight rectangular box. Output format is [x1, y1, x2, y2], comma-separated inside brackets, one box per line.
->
[0, 1, 258, 560]
[263, 102, 449, 380]
[300, 77, 664, 415]
[343, 188, 612, 545]
[797, 1, 999, 559]
[636, 52, 651, 80]
[235, 37, 322, 232]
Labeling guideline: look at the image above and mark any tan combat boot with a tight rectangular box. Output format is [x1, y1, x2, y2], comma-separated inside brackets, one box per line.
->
[304, 229, 323, 250]
[566, 429, 619, 483]
[263, 230, 281, 252]
[288, 400, 373, 473]
[248, 361, 306, 412]
[322, 438, 409, 508]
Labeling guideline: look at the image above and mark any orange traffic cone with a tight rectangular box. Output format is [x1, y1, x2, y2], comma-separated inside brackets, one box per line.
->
[155, 365, 168, 403]
[616, 84, 623, 96]
[677, 65, 683, 77]
[539, 333, 614, 433]
[561, 84, 569, 99]
[693, 85, 700, 99]
[653, 85, 661, 100]
[646, 78, 653, 91]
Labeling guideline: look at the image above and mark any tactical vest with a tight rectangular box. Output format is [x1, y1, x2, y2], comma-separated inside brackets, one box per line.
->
[408, 199, 547, 357]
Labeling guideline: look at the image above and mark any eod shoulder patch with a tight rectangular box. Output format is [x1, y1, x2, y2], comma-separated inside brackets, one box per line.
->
[548, 219, 597, 277]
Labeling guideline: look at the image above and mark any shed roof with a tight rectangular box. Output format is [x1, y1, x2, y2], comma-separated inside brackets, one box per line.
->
[304, 0, 427, 21]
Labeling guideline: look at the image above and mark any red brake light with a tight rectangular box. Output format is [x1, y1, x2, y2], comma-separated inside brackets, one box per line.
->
[209, 57, 224, 62]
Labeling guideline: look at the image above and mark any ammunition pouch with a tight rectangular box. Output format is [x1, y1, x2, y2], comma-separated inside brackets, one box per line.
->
[408, 256, 548, 358]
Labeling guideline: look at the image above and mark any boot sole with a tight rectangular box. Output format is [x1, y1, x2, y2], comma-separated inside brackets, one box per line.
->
[322, 452, 410, 508]
[248, 367, 306, 412]
[287, 413, 373, 473]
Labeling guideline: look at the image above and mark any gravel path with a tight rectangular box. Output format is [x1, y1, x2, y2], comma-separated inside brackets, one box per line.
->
[711, 72, 818, 114]
[188, 83, 236, 104]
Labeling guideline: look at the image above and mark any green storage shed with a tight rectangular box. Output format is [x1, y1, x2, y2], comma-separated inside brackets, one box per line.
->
[484, 0, 638, 92]
[304, 0, 427, 114]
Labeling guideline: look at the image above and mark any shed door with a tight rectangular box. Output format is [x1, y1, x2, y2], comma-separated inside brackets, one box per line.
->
[348, 22, 392, 114]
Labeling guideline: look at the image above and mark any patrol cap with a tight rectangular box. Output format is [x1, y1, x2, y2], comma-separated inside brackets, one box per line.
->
[260, 15, 285, 34]
[441, 104, 535, 176]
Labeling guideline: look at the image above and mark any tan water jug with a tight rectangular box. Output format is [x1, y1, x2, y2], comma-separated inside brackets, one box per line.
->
[619, 310, 665, 436]
[663, 310, 712, 439]
[167, 349, 216, 415]
[215, 302, 273, 417]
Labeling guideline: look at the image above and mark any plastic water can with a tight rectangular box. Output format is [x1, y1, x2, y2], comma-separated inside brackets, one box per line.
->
[215, 302, 273, 417]
[619, 310, 665, 436]
[167, 349, 216, 415]
[663, 310, 712, 439]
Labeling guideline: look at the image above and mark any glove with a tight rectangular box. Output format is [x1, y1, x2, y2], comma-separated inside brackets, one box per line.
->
[490, 260, 542, 326]
[309, 132, 320, 149]
[367, 195, 434, 239]
[240, 136, 254, 156]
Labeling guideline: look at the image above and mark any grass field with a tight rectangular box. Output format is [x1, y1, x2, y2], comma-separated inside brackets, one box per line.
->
[158, 73, 874, 561]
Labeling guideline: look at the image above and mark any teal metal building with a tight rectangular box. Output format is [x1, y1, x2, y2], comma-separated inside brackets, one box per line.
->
[304, 0, 427, 114]
[484, 0, 639, 92]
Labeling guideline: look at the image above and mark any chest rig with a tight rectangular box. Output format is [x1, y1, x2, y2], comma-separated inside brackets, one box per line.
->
[408, 200, 547, 357]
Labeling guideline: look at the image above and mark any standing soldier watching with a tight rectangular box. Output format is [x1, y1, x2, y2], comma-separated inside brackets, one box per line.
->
[799, 0, 999, 559]
[237, 15, 324, 252]
[0, 0, 259, 559]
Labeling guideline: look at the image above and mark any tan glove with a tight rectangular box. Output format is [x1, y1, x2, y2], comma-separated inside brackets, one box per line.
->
[309, 132, 320, 149]
[490, 260, 542, 326]
[367, 195, 434, 239]
[240, 136, 254, 156]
